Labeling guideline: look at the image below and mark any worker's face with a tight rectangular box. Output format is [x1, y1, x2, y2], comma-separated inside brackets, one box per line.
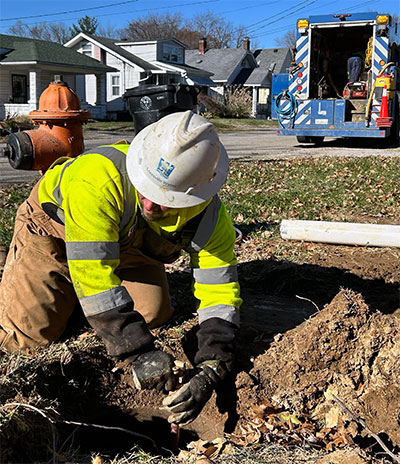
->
[137, 192, 173, 221]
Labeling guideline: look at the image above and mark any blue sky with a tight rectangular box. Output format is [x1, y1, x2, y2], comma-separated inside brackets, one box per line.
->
[0, 0, 399, 48]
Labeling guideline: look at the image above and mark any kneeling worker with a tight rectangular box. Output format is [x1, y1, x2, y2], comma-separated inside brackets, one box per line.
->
[0, 111, 242, 425]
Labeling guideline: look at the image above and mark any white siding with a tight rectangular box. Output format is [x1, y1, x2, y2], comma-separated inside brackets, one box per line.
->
[125, 63, 140, 89]
[119, 43, 157, 62]
[3, 103, 30, 118]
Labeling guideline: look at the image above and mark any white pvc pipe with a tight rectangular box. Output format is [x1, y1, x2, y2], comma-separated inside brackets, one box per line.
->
[280, 219, 400, 248]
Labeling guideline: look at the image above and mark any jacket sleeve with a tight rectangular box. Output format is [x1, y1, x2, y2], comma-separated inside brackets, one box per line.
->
[62, 154, 154, 357]
[188, 198, 242, 372]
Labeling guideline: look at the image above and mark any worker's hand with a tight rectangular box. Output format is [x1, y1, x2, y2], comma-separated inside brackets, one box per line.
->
[130, 349, 176, 392]
[162, 360, 226, 425]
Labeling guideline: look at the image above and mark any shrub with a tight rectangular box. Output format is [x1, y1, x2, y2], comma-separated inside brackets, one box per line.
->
[0, 114, 34, 136]
[222, 86, 252, 118]
[197, 93, 224, 117]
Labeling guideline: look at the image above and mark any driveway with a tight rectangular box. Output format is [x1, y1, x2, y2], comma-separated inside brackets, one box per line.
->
[1, 130, 399, 185]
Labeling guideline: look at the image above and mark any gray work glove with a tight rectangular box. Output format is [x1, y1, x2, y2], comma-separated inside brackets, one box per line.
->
[130, 349, 176, 392]
[162, 360, 226, 425]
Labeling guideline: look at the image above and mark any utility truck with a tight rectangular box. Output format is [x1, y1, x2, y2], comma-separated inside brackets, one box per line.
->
[274, 12, 400, 144]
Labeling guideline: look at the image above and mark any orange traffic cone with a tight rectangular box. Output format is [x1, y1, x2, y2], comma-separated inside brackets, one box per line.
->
[376, 84, 392, 127]
[379, 84, 389, 118]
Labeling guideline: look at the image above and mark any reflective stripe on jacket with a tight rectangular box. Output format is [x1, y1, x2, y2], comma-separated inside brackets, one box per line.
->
[38, 144, 242, 327]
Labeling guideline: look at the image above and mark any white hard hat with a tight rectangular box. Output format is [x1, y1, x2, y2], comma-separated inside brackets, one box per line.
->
[126, 110, 229, 208]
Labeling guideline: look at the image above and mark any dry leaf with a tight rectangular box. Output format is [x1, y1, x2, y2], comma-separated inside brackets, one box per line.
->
[325, 407, 340, 428]
[78, 331, 91, 340]
[324, 386, 339, 401]
[251, 399, 280, 418]
[178, 450, 193, 461]
[278, 411, 300, 425]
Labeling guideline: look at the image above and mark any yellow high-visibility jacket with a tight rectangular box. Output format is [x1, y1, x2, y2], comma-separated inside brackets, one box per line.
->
[38, 144, 241, 358]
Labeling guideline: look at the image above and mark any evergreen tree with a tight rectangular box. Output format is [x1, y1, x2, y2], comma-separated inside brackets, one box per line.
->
[69, 15, 99, 37]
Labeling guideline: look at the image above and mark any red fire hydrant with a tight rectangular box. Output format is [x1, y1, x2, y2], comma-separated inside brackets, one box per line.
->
[5, 77, 90, 171]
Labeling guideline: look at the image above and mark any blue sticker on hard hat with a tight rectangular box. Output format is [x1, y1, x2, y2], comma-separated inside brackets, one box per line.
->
[157, 158, 175, 179]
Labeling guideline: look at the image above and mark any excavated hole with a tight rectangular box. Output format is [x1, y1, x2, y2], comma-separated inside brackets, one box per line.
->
[1, 347, 201, 462]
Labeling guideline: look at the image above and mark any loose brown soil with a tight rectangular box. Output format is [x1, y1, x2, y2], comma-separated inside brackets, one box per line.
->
[1, 237, 400, 462]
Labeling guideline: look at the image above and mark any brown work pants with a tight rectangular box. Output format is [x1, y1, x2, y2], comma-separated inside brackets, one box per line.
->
[0, 181, 173, 353]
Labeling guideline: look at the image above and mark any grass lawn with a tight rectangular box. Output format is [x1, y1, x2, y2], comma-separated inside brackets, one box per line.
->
[84, 117, 278, 134]
[2, 156, 398, 250]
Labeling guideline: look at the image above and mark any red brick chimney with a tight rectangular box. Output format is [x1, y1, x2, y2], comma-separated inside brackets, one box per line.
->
[243, 37, 250, 51]
[199, 38, 207, 55]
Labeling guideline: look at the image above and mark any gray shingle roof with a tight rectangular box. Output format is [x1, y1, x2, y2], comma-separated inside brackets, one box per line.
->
[236, 67, 270, 86]
[0, 34, 114, 71]
[185, 48, 251, 82]
[253, 48, 292, 74]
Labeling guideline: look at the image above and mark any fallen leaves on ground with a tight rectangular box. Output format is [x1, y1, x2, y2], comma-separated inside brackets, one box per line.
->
[224, 398, 356, 452]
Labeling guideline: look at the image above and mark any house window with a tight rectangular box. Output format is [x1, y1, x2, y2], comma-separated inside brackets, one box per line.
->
[258, 88, 269, 104]
[162, 44, 183, 64]
[11, 74, 27, 103]
[111, 74, 120, 96]
[81, 42, 92, 56]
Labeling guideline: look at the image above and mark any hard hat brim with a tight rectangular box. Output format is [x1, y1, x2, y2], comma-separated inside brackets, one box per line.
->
[127, 134, 229, 208]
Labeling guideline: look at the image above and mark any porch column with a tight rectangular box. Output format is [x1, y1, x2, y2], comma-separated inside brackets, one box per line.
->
[28, 70, 41, 111]
[252, 87, 258, 118]
[75, 75, 87, 103]
[95, 73, 107, 118]
[95, 73, 106, 105]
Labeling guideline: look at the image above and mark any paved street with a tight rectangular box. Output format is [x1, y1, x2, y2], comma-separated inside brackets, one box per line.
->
[1, 130, 399, 185]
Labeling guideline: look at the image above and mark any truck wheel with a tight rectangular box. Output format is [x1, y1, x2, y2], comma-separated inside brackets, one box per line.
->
[297, 136, 325, 144]
[297, 136, 312, 143]
[309, 136, 325, 145]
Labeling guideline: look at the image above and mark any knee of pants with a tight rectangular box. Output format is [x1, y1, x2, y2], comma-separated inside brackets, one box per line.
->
[119, 263, 174, 329]
[145, 304, 174, 329]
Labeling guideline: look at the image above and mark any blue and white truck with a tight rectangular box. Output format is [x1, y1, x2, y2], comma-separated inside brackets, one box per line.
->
[274, 12, 400, 144]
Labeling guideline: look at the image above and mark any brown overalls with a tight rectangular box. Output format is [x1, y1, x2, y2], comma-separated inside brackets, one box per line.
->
[0, 180, 179, 352]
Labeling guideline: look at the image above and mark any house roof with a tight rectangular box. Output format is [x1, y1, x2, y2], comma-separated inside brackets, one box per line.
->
[185, 48, 254, 82]
[154, 60, 213, 77]
[235, 67, 270, 86]
[66, 33, 212, 79]
[252, 47, 292, 74]
[84, 35, 161, 71]
[0, 34, 114, 72]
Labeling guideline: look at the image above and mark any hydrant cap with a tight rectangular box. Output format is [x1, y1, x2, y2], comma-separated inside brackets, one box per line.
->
[30, 81, 90, 120]
[39, 81, 81, 112]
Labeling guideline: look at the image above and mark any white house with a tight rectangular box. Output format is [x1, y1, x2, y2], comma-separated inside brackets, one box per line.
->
[0, 34, 114, 120]
[64, 34, 214, 120]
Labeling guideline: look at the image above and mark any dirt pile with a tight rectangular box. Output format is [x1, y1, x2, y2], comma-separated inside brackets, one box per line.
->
[249, 289, 400, 447]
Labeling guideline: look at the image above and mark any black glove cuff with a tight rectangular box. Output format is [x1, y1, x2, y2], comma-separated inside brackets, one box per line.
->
[194, 317, 238, 373]
[86, 302, 154, 358]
